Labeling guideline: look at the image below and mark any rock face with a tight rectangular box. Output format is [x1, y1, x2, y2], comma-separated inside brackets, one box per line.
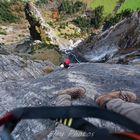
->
[0, 54, 54, 81]
[24, 2, 68, 49]
[0, 7, 140, 140]
[74, 12, 140, 64]
[0, 45, 9, 55]
[24, 2, 82, 50]
[13, 38, 32, 54]
[0, 57, 140, 139]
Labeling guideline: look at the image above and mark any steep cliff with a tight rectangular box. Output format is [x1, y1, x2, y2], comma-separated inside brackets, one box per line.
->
[0, 5, 140, 140]
[74, 12, 140, 64]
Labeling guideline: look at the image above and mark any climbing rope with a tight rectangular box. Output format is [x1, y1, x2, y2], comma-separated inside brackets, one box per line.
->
[64, 50, 81, 63]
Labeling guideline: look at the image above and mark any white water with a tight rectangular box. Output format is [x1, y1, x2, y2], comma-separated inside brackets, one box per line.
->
[84, 45, 118, 62]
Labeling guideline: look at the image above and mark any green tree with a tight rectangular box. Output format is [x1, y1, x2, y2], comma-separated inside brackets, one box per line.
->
[0, 1, 19, 23]
[59, 0, 84, 15]
[103, 9, 133, 31]
[90, 6, 104, 29]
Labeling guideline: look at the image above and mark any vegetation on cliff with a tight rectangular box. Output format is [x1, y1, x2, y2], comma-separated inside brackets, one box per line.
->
[0, 0, 140, 65]
[0, 0, 25, 23]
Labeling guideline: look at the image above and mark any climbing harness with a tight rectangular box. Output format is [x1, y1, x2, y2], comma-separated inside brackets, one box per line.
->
[0, 106, 140, 140]
[64, 50, 81, 63]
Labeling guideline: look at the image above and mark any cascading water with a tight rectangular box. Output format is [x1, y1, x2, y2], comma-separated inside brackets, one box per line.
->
[74, 12, 140, 64]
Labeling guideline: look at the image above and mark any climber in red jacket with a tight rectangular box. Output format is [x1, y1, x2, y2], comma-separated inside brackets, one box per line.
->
[64, 59, 71, 68]
[60, 59, 71, 69]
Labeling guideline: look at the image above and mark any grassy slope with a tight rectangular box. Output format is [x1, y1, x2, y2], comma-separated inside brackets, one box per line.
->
[118, 0, 140, 12]
[85, 0, 140, 16]
[89, 0, 118, 15]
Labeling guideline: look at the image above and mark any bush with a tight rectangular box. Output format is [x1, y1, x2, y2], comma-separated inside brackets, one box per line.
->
[73, 6, 104, 30]
[36, 0, 48, 6]
[59, 0, 84, 15]
[58, 0, 71, 14]
[0, 31, 7, 35]
[73, 16, 91, 30]
[103, 9, 133, 31]
[121, 9, 132, 17]
[0, 1, 21, 23]
[73, 1, 84, 12]
[90, 6, 104, 28]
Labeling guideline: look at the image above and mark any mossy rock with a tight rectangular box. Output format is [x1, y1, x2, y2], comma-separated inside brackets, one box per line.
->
[42, 66, 54, 74]
[32, 48, 62, 65]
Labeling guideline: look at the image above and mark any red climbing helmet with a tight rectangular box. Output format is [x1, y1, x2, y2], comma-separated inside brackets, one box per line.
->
[64, 59, 71, 65]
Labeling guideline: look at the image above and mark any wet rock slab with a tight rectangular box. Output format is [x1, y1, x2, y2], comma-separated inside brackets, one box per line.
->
[74, 12, 140, 64]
